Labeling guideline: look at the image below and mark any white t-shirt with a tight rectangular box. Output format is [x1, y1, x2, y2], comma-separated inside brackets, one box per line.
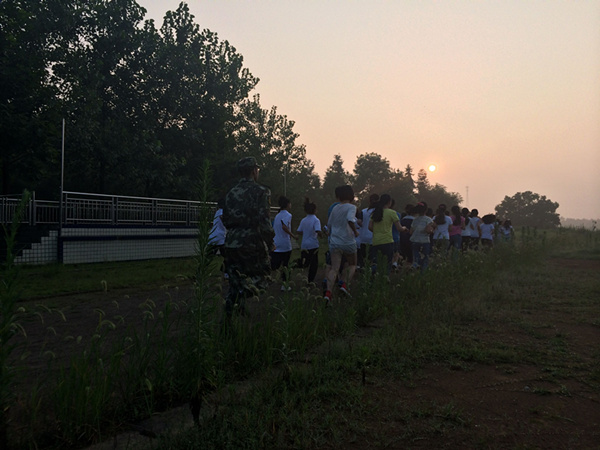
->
[327, 203, 357, 249]
[480, 223, 494, 241]
[432, 215, 452, 240]
[297, 214, 321, 250]
[273, 209, 293, 252]
[208, 209, 226, 245]
[358, 207, 375, 245]
[461, 218, 471, 237]
[410, 215, 434, 244]
[469, 216, 482, 238]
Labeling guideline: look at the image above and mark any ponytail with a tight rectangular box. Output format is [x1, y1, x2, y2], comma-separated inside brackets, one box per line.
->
[371, 194, 391, 222]
[434, 204, 447, 225]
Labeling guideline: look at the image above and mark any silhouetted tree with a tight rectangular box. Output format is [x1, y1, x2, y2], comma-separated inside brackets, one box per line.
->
[322, 155, 350, 196]
[352, 153, 393, 199]
[495, 191, 560, 228]
[415, 169, 462, 208]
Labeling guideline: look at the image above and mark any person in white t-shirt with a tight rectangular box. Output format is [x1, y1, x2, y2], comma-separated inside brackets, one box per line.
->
[410, 203, 435, 273]
[296, 198, 323, 283]
[432, 204, 452, 252]
[357, 193, 379, 268]
[271, 196, 298, 290]
[460, 207, 471, 252]
[325, 185, 358, 303]
[468, 209, 482, 250]
[208, 198, 227, 276]
[208, 199, 227, 252]
[499, 219, 515, 242]
[480, 213, 496, 249]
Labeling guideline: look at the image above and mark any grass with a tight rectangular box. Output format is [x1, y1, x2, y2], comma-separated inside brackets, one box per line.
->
[14, 258, 197, 300]
[160, 228, 600, 449]
[2, 225, 599, 448]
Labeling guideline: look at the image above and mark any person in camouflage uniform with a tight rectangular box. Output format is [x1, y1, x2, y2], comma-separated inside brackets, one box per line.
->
[222, 157, 275, 315]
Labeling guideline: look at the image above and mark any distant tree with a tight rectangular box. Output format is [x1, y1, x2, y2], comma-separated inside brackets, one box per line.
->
[352, 153, 393, 199]
[403, 164, 416, 194]
[322, 155, 350, 195]
[415, 169, 462, 208]
[383, 175, 418, 212]
[415, 169, 431, 199]
[495, 191, 560, 228]
[231, 94, 320, 220]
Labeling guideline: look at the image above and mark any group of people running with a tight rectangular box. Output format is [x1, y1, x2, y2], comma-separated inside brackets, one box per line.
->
[211, 159, 514, 311]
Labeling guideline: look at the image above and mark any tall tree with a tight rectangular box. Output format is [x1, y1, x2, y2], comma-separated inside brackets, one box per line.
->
[495, 191, 560, 228]
[232, 94, 320, 216]
[415, 169, 462, 209]
[149, 3, 259, 198]
[0, 0, 60, 195]
[382, 174, 418, 211]
[48, 0, 150, 194]
[415, 169, 431, 199]
[352, 152, 393, 200]
[403, 164, 416, 194]
[322, 154, 350, 197]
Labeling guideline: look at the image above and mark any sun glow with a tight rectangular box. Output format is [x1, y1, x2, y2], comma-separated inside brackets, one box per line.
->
[428, 164, 437, 172]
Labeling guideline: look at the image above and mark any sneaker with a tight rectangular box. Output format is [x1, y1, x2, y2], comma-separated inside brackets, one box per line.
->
[280, 285, 292, 292]
[324, 290, 332, 305]
[339, 282, 351, 297]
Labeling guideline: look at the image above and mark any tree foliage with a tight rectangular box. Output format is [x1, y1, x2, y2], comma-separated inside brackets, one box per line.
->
[321, 154, 350, 205]
[0, 0, 60, 194]
[413, 169, 463, 209]
[495, 191, 560, 228]
[1, 0, 485, 223]
[352, 152, 393, 198]
[0, 0, 318, 201]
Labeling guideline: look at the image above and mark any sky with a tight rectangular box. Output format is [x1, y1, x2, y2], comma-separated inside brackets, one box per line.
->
[138, 0, 600, 220]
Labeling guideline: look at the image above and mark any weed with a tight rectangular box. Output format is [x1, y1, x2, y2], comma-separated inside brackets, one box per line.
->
[0, 191, 30, 448]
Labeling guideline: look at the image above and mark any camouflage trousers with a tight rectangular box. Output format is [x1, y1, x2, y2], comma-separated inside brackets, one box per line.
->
[223, 246, 271, 315]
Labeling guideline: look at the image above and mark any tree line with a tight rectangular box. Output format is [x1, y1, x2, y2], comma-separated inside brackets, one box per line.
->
[0, 2, 456, 200]
[1, 1, 560, 227]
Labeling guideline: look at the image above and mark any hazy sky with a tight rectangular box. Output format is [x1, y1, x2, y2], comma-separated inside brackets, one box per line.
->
[139, 0, 600, 220]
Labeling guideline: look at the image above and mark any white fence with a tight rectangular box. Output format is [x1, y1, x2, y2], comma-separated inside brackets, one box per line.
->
[2, 191, 278, 265]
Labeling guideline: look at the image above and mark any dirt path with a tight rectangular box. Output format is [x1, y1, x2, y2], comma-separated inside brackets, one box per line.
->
[345, 258, 600, 449]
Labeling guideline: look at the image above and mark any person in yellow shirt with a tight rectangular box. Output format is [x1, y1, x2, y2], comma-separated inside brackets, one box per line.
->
[368, 194, 407, 275]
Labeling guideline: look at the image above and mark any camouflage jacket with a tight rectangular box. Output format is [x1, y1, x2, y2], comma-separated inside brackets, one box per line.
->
[223, 178, 275, 251]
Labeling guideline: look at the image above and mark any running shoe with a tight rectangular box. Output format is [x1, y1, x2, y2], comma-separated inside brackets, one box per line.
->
[339, 282, 351, 297]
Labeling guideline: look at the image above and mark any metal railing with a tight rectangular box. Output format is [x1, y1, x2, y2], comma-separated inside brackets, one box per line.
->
[1, 192, 216, 227]
[1, 192, 60, 226]
[62, 191, 212, 226]
[2, 191, 279, 227]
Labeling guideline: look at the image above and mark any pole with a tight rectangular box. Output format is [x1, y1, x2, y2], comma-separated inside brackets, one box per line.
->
[58, 118, 65, 262]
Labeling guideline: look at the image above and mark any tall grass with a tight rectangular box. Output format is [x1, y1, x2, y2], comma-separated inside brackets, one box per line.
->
[3, 223, 597, 447]
[0, 192, 30, 449]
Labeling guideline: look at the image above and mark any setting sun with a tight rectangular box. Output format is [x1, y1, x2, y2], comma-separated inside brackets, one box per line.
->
[428, 164, 437, 172]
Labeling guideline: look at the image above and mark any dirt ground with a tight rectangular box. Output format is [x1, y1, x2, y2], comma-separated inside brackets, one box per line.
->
[11, 259, 600, 449]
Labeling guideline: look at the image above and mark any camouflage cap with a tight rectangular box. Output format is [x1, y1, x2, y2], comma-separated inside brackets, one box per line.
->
[237, 156, 260, 169]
